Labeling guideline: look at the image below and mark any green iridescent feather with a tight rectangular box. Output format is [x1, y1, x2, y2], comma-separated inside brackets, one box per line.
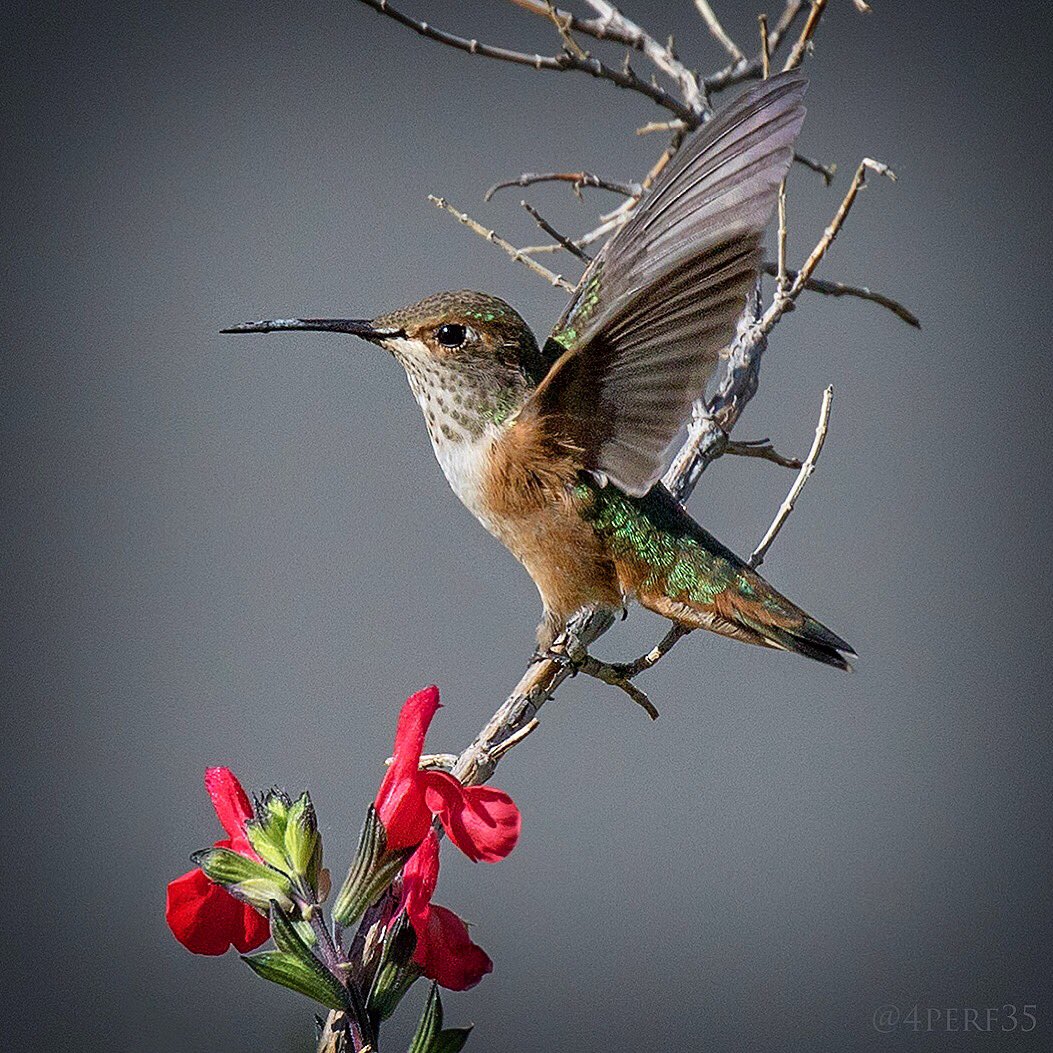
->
[574, 478, 853, 668]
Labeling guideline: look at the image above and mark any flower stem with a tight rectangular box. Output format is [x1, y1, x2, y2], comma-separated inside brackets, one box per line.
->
[308, 906, 375, 1052]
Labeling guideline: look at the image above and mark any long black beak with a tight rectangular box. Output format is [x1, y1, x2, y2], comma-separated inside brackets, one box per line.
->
[220, 318, 403, 341]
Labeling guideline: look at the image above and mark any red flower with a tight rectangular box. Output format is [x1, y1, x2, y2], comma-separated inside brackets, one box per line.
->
[166, 767, 271, 956]
[375, 686, 520, 863]
[401, 830, 493, 991]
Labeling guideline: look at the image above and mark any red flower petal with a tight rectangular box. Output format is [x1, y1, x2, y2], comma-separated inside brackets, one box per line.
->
[165, 867, 270, 956]
[422, 772, 521, 863]
[414, 904, 493, 991]
[375, 687, 440, 851]
[402, 830, 440, 924]
[204, 767, 255, 853]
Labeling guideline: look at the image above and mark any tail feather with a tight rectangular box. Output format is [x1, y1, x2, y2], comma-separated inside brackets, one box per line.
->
[586, 483, 856, 670]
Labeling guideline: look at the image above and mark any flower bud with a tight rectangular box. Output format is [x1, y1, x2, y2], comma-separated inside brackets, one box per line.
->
[283, 792, 320, 881]
[192, 847, 295, 913]
[333, 806, 415, 927]
[367, 910, 420, 1021]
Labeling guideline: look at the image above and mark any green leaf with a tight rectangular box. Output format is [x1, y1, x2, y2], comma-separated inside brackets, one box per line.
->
[242, 951, 348, 1011]
[332, 806, 414, 927]
[431, 1030, 472, 1053]
[408, 985, 472, 1053]
[244, 905, 353, 1012]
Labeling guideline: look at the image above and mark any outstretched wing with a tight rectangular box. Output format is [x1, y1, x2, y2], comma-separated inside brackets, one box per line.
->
[524, 72, 807, 497]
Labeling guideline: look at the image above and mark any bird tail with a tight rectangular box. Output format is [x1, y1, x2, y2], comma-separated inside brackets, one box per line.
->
[593, 485, 856, 670]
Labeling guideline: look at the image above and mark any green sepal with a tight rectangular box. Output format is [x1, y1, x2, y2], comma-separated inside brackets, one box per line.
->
[332, 806, 415, 927]
[284, 792, 320, 881]
[242, 951, 348, 1011]
[241, 789, 295, 872]
[408, 984, 472, 1053]
[269, 904, 311, 958]
[192, 848, 294, 911]
[231, 877, 295, 913]
[366, 909, 420, 1021]
[259, 788, 292, 833]
[245, 818, 292, 873]
[292, 917, 317, 947]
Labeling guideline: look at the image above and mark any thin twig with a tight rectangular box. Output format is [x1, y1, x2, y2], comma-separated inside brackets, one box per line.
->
[582, 0, 708, 115]
[758, 14, 770, 80]
[725, 439, 802, 469]
[542, 0, 587, 58]
[485, 171, 641, 202]
[705, 0, 807, 91]
[776, 179, 789, 294]
[355, 0, 699, 122]
[783, 0, 829, 72]
[642, 129, 686, 189]
[784, 158, 896, 302]
[695, 0, 747, 65]
[574, 654, 661, 720]
[489, 718, 541, 760]
[636, 119, 687, 135]
[762, 262, 920, 327]
[749, 386, 833, 568]
[522, 201, 593, 261]
[794, 152, 837, 185]
[427, 195, 575, 292]
[614, 623, 693, 679]
[509, 0, 654, 53]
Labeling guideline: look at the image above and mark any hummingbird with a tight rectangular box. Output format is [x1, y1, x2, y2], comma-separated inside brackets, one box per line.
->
[224, 72, 854, 670]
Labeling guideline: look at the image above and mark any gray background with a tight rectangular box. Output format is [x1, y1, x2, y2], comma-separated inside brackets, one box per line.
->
[3, 1, 1051, 1050]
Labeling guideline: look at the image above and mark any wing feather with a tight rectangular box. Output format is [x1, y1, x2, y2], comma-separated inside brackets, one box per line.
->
[525, 72, 808, 496]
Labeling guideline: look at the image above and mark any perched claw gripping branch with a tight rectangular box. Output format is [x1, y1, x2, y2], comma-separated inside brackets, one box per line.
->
[167, 688, 521, 1052]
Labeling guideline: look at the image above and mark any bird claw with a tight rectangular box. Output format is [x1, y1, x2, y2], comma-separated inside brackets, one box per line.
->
[530, 645, 583, 675]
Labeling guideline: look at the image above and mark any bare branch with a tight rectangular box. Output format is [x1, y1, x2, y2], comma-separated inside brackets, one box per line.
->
[521, 200, 593, 261]
[749, 385, 833, 569]
[762, 262, 920, 327]
[782, 158, 896, 303]
[695, 0, 747, 65]
[485, 170, 641, 202]
[452, 608, 616, 786]
[355, 0, 699, 122]
[668, 155, 898, 498]
[783, 0, 829, 73]
[582, 1, 708, 115]
[705, 0, 807, 91]
[776, 179, 789, 294]
[614, 623, 693, 679]
[573, 653, 661, 719]
[795, 151, 837, 185]
[428, 194, 575, 292]
[636, 118, 687, 135]
[725, 438, 802, 469]
[510, 0, 651, 52]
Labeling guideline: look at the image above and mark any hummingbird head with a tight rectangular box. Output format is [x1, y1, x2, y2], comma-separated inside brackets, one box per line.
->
[223, 290, 546, 478]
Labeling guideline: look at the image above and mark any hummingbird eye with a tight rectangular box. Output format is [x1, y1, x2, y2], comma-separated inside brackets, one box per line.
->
[435, 323, 467, 349]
